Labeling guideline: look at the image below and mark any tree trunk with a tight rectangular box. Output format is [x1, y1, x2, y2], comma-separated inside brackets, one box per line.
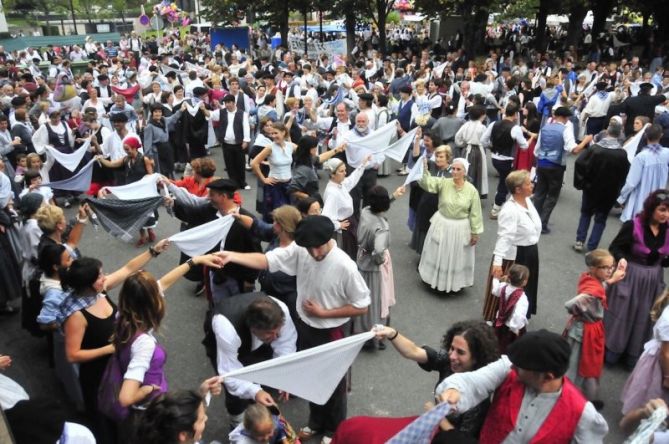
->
[280, 1, 289, 46]
[590, 0, 614, 41]
[303, 6, 308, 58]
[565, 0, 587, 49]
[376, 1, 387, 56]
[344, 7, 356, 60]
[463, 6, 488, 56]
[535, 0, 549, 52]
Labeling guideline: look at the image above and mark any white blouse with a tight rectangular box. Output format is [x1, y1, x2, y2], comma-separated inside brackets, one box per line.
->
[322, 164, 366, 230]
[493, 197, 542, 266]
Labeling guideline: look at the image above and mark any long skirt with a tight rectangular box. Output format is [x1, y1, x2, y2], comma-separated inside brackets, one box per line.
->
[604, 261, 663, 364]
[418, 214, 474, 293]
[0, 229, 21, 306]
[620, 342, 669, 415]
[353, 251, 395, 334]
[482, 244, 539, 321]
[462, 144, 489, 198]
[262, 181, 290, 222]
[335, 216, 358, 261]
[514, 139, 536, 171]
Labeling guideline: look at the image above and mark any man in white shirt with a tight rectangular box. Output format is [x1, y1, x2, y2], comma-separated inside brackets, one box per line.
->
[210, 95, 251, 189]
[217, 215, 370, 442]
[344, 113, 381, 219]
[209, 293, 297, 426]
[581, 82, 613, 135]
[317, 103, 353, 152]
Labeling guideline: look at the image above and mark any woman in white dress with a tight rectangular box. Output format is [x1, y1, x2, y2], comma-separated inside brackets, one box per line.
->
[454, 105, 489, 198]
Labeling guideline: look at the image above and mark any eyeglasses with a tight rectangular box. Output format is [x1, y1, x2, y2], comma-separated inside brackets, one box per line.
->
[596, 265, 615, 271]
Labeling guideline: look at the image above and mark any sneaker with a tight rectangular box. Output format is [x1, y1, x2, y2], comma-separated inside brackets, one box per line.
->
[573, 241, 584, 252]
[245, 164, 252, 171]
[489, 204, 500, 220]
[298, 426, 319, 440]
[397, 167, 409, 176]
[244, 185, 252, 190]
[321, 437, 333, 444]
[591, 400, 605, 411]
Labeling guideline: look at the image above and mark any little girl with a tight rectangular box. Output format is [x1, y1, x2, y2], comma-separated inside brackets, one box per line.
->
[621, 288, 669, 415]
[491, 264, 530, 352]
[564, 249, 626, 410]
[228, 404, 293, 444]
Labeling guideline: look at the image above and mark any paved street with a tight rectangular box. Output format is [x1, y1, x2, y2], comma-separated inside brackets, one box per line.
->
[0, 146, 638, 442]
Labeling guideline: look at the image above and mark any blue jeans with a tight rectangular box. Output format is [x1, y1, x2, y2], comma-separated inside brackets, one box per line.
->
[576, 192, 610, 250]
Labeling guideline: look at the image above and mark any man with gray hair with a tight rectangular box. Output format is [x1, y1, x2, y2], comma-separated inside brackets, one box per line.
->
[572, 118, 630, 252]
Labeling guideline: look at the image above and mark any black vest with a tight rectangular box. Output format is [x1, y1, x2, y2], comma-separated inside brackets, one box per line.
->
[213, 292, 274, 366]
[235, 91, 246, 112]
[216, 110, 244, 144]
[490, 119, 515, 157]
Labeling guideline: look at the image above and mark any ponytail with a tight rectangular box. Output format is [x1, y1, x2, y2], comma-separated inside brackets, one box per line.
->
[651, 289, 669, 322]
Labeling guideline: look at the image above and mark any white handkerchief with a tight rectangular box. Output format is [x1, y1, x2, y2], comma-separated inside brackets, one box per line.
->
[168, 215, 234, 257]
[105, 173, 160, 200]
[45, 139, 91, 172]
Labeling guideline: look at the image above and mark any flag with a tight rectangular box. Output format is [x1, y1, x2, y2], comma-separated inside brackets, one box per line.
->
[222, 332, 374, 405]
[41, 159, 96, 192]
[85, 196, 163, 242]
[105, 173, 161, 200]
[623, 123, 650, 163]
[168, 215, 234, 257]
[45, 140, 91, 172]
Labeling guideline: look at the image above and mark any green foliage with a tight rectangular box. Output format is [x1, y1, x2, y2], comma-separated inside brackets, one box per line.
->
[387, 10, 400, 25]
[200, 0, 246, 26]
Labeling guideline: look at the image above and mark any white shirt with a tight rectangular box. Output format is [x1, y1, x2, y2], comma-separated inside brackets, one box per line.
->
[266, 241, 371, 328]
[317, 117, 351, 150]
[493, 197, 542, 266]
[210, 109, 251, 144]
[491, 279, 529, 333]
[534, 120, 578, 157]
[322, 165, 366, 230]
[124, 332, 158, 382]
[582, 92, 613, 118]
[213, 297, 297, 400]
[481, 120, 529, 161]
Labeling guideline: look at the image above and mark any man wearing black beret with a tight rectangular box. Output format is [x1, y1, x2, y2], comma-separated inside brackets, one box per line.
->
[217, 215, 371, 441]
[164, 177, 261, 301]
[620, 81, 668, 136]
[436, 329, 608, 442]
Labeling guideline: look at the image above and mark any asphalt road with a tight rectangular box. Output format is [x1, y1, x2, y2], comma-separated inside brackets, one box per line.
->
[0, 147, 642, 443]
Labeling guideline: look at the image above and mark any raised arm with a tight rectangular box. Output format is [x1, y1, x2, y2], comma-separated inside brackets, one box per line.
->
[104, 239, 170, 290]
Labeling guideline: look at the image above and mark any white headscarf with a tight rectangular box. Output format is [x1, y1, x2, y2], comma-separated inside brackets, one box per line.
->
[451, 157, 470, 174]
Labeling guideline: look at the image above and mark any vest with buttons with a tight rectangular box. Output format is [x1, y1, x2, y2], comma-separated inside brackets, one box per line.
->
[491, 119, 515, 157]
[479, 370, 586, 444]
[216, 110, 244, 145]
[397, 99, 414, 132]
[537, 122, 566, 166]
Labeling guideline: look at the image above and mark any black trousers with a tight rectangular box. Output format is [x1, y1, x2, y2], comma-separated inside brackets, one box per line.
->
[533, 166, 565, 227]
[349, 168, 378, 220]
[222, 142, 247, 188]
[491, 158, 514, 206]
[296, 317, 348, 436]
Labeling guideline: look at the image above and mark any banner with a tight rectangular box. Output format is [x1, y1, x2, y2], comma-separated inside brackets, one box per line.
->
[222, 332, 374, 405]
[288, 37, 347, 56]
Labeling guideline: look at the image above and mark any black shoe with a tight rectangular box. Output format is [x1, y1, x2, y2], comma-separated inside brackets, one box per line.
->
[591, 400, 604, 411]
[541, 226, 551, 234]
[0, 305, 19, 315]
[194, 282, 205, 296]
[362, 339, 376, 351]
[377, 340, 386, 350]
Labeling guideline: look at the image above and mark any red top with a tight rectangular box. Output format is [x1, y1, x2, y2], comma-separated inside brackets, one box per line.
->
[479, 370, 586, 444]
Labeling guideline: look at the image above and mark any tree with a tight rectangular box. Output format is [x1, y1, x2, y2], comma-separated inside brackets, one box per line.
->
[359, 0, 395, 56]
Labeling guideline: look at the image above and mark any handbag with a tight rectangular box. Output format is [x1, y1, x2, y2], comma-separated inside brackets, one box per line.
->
[97, 334, 139, 422]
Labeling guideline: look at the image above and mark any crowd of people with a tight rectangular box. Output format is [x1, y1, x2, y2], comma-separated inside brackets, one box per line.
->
[0, 19, 668, 443]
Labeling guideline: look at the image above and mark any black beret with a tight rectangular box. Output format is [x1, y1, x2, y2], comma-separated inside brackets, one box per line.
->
[11, 96, 26, 107]
[19, 192, 44, 216]
[109, 112, 129, 123]
[399, 85, 412, 94]
[97, 74, 109, 81]
[294, 215, 334, 248]
[553, 106, 573, 117]
[639, 82, 654, 90]
[595, 81, 608, 91]
[222, 94, 236, 103]
[206, 178, 238, 192]
[165, 71, 177, 78]
[507, 329, 570, 376]
[263, 73, 276, 80]
[192, 86, 208, 97]
[358, 93, 374, 101]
